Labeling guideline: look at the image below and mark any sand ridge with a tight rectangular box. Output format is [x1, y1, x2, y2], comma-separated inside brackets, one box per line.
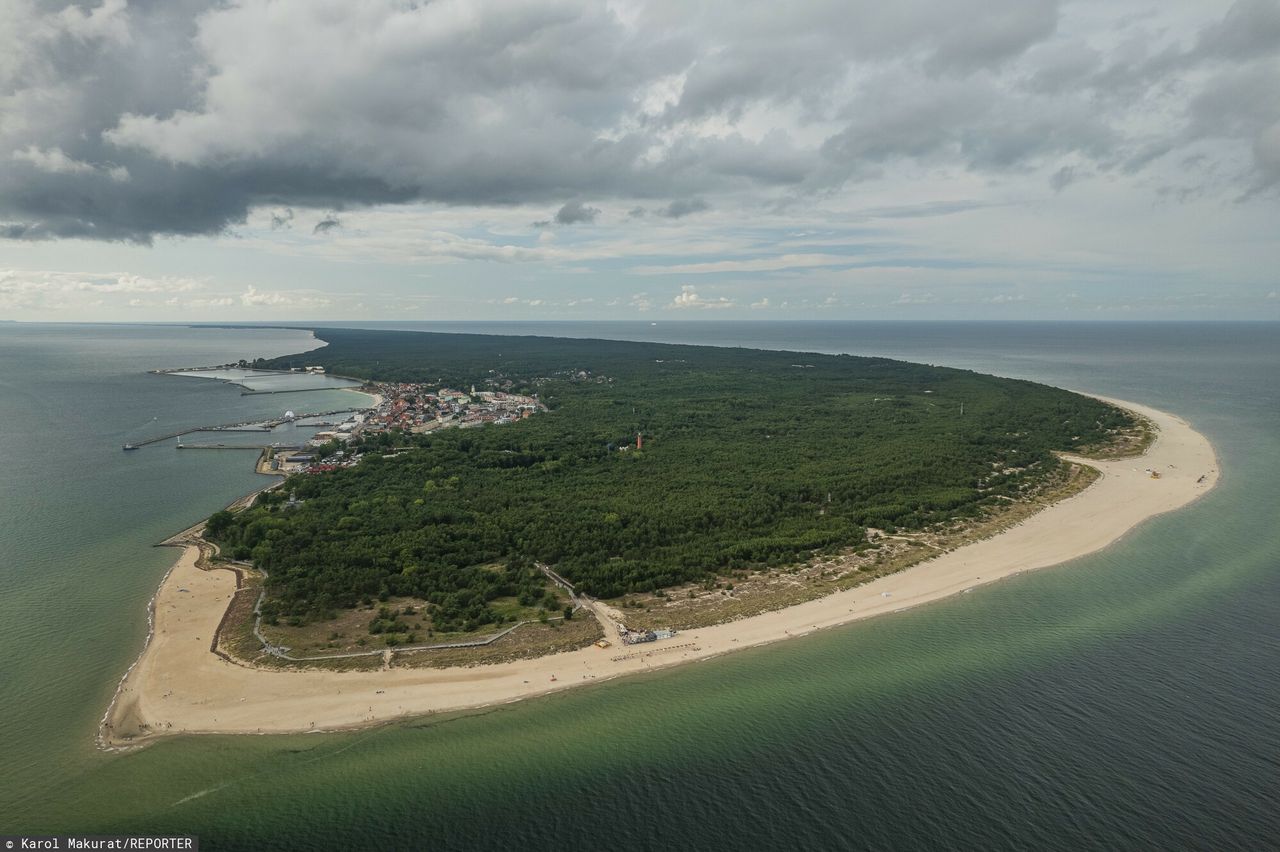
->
[101, 396, 1218, 746]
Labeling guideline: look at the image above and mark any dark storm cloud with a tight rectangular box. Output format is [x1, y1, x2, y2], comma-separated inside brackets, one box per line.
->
[1049, 165, 1078, 192]
[1, 223, 37, 239]
[312, 214, 342, 235]
[922, 1, 1058, 74]
[862, 200, 990, 219]
[1, 0, 1276, 243]
[655, 0, 1059, 125]
[656, 198, 709, 218]
[553, 201, 601, 225]
[1191, 0, 1280, 61]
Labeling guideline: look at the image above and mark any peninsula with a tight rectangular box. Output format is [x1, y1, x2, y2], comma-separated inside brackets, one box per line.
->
[102, 330, 1218, 745]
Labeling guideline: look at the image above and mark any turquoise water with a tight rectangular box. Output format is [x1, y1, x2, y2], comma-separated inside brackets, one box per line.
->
[2, 322, 1277, 850]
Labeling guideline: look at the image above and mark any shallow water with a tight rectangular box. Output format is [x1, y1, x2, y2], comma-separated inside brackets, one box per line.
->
[174, 367, 361, 393]
[1, 321, 1276, 850]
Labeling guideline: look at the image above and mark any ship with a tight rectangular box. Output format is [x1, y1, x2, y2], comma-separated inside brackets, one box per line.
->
[122, 444, 138, 451]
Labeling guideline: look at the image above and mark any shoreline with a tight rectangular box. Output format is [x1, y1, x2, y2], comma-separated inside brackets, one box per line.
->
[100, 395, 1219, 747]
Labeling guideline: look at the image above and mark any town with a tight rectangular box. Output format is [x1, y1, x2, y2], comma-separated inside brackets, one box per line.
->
[270, 382, 544, 474]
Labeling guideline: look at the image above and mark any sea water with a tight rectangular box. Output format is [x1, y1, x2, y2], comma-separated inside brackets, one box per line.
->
[0, 321, 1276, 850]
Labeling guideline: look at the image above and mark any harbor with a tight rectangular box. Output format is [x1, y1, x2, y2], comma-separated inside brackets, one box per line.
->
[122, 408, 369, 450]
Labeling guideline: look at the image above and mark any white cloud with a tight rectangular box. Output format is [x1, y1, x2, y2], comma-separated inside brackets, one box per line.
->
[55, 0, 131, 45]
[631, 253, 866, 275]
[669, 285, 736, 310]
[76, 274, 200, 294]
[0, 1, 1277, 320]
[240, 285, 331, 308]
[7, 0, 1265, 244]
[0, 269, 200, 300]
[13, 146, 94, 175]
[893, 291, 939, 305]
[12, 147, 129, 182]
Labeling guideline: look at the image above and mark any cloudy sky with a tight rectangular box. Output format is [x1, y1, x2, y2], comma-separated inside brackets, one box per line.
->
[2, 0, 1278, 321]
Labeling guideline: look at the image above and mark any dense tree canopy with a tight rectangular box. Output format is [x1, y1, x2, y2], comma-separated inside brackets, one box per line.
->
[211, 328, 1133, 626]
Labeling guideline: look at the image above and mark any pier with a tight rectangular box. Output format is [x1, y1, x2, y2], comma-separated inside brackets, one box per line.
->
[127, 428, 194, 448]
[125, 408, 368, 448]
[241, 386, 356, 396]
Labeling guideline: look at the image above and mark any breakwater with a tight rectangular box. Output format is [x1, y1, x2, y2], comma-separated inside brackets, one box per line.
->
[125, 408, 366, 448]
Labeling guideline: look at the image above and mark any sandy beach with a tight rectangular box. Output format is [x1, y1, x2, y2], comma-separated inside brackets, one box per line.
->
[101, 396, 1218, 746]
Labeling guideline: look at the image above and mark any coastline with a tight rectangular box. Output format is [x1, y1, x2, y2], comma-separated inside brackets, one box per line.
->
[100, 395, 1219, 747]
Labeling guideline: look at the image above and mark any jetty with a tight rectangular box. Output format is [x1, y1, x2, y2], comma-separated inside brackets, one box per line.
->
[240, 387, 352, 397]
[124, 408, 367, 448]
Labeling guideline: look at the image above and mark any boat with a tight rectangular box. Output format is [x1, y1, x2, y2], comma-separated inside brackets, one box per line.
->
[122, 444, 138, 451]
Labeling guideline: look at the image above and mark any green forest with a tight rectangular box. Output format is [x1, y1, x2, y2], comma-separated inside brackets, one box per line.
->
[208, 328, 1134, 631]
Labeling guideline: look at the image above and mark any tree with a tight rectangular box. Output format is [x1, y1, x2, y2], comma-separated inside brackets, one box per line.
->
[211, 326, 1134, 627]
[205, 510, 234, 539]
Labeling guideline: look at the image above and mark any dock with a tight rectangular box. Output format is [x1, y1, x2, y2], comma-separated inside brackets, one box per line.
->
[127, 428, 195, 448]
[240, 387, 356, 396]
[124, 407, 369, 448]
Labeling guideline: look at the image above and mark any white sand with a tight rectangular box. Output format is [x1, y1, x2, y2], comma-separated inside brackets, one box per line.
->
[102, 397, 1218, 745]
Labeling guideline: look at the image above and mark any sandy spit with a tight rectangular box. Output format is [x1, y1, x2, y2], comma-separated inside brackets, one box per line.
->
[101, 396, 1218, 746]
